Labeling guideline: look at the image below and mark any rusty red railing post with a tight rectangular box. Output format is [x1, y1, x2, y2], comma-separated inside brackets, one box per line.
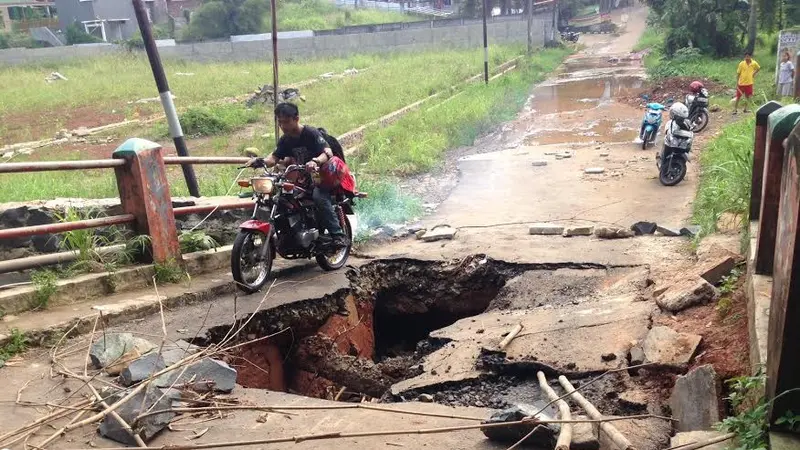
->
[112, 138, 182, 264]
[750, 101, 782, 222]
[755, 105, 800, 275]
[766, 116, 800, 425]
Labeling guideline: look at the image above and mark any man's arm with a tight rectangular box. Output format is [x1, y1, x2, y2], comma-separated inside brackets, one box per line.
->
[306, 129, 332, 169]
[754, 61, 761, 77]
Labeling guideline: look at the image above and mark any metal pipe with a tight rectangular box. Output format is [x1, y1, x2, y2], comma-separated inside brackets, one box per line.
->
[0, 244, 127, 274]
[482, 0, 489, 84]
[0, 214, 135, 240]
[163, 157, 250, 165]
[0, 159, 125, 173]
[132, 0, 200, 198]
[270, 0, 280, 142]
[173, 201, 255, 216]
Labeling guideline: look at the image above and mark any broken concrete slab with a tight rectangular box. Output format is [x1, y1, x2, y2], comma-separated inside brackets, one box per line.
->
[90, 333, 156, 370]
[680, 226, 701, 237]
[642, 326, 701, 367]
[98, 385, 175, 445]
[695, 256, 736, 285]
[481, 403, 559, 447]
[417, 226, 457, 242]
[584, 167, 605, 174]
[529, 223, 565, 235]
[155, 358, 237, 393]
[161, 340, 201, 366]
[532, 160, 548, 167]
[563, 226, 595, 237]
[631, 221, 657, 235]
[601, 416, 672, 450]
[670, 365, 720, 432]
[595, 226, 635, 239]
[571, 415, 600, 450]
[670, 431, 729, 450]
[656, 276, 718, 312]
[119, 352, 166, 387]
[656, 225, 682, 237]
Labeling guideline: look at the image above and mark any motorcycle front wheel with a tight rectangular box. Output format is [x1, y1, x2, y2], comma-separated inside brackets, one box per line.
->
[691, 110, 709, 133]
[316, 210, 352, 271]
[642, 130, 652, 150]
[231, 230, 273, 294]
[659, 156, 687, 186]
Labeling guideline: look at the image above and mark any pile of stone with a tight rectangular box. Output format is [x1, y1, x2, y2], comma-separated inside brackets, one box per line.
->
[88, 333, 238, 445]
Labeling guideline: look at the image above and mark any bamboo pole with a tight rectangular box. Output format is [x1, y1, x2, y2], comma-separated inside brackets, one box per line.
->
[498, 324, 523, 350]
[537, 372, 572, 450]
[664, 433, 736, 450]
[558, 376, 636, 450]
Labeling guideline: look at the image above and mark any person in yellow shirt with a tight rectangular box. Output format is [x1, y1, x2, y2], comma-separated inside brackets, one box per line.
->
[734, 52, 760, 114]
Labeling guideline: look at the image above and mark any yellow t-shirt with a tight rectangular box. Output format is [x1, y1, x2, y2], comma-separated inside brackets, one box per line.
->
[737, 60, 761, 86]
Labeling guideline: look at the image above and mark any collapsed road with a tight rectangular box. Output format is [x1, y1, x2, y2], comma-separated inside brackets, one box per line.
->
[0, 5, 746, 450]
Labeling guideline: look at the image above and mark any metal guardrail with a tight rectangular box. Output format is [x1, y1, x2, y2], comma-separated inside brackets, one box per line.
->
[0, 144, 254, 264]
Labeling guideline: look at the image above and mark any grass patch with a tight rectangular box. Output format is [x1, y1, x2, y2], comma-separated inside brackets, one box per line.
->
[692, 118, 754, 240]
[0, 329, 28, 365]
[355, 47, 571, 175]
[353, 178, 423, 238]
[153, 259, 188, 284]
[179, 230, 219, 253]
[633, 26, 664, 52]
[273, 0, 414, 31]
[30, 269, 58, 310]
[152, 104, 262, 138]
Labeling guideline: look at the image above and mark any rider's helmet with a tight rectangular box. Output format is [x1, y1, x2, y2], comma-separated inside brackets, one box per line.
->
[669, 102, 690, 120]
[689, 81, 705, 93]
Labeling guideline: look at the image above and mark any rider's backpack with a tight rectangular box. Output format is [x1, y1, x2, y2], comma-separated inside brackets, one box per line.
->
[317, 127, 346, 163]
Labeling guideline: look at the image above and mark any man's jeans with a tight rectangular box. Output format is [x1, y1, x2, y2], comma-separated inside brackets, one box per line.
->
[313, 186, 344, 237]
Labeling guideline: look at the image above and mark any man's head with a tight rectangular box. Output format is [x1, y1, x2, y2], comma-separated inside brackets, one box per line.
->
[744, 52, 752, 63]
[275, 103, 301, 136]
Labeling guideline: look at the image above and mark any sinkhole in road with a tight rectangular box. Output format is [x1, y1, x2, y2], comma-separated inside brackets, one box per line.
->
[193, 256, 620, 404]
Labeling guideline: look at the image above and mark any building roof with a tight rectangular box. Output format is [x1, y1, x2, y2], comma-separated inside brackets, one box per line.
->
[0, 0, 54, 6]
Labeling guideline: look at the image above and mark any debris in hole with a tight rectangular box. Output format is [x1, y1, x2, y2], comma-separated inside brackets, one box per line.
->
[655, 276, 718, 312]
[680, 225, 701, 237]
[155, 358, 237, 393]
[669, 364, 720, 431]
[417, 393, 434, 402]
[628, 345, 645, 365]
[656, 225, 682, 237]
[642, 326, 702, 368]
[601, 352, 617, 362]
[617, 390, 648, 410]
[481, 403, 559, 447]
[571, 415, 600, 450]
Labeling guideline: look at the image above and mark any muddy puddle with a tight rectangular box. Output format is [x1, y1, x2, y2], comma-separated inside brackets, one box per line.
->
[528, 76, 645, 116]
[185, 256, 667, 415]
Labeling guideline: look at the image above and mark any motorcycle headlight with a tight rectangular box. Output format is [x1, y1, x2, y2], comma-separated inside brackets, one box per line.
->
[251, 177, 274, 194]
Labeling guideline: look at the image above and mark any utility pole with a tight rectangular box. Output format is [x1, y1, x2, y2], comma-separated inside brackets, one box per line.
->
[132, 0, 200, 198]
[482, 0, 489, 84]
[526, 0, 532, 54]
[270, 0, 280, 142]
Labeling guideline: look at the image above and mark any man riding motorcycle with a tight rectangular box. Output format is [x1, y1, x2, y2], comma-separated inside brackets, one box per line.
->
[248, 102, 353, 248]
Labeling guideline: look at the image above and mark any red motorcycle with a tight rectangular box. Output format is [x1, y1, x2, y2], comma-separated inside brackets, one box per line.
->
[231, 162, 365, 293]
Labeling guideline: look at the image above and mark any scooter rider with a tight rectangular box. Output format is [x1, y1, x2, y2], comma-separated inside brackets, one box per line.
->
[254, 103, 350, 248]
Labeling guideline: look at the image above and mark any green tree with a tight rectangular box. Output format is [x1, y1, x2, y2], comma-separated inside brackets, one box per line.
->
[65, 23, 103, 44]
[185, 0, 270, 40]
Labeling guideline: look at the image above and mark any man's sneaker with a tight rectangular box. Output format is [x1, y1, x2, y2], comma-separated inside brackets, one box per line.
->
[332, 234, 350, 248]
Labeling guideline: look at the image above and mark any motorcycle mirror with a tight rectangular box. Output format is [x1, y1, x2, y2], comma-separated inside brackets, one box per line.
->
[244, 149, 259, 158]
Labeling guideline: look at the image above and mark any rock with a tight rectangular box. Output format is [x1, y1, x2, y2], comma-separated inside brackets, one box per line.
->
[161, 340, 201, 366]
[406, 222, 425, 234]
[680, 225, 701, 237]
[629, 345, 645, 365]
[418, 226, 457, 242]
[119, 353, 166, 386]
[669, 365, 720, 431]
[73, 127, 91, 137]
[98, 385, 175, 445]
[532, 160, 548, 167]
[656, 225, 682, 237]
[529, 223, 565, 235]
[642, 326, 702, 367]
[595, 226, 635, 239]
[90, 333, 156, 370]
[417, 393, 434, 402]
[481, 403, 559, 447]
[571, 415, 600, 450]
[695, 256, 736, 285]
[563, 226, 594, 237]
[2, 151, 13, 159]
[618, 390, 648, 409]
[599, 152, 610, 157]
[601, 352, 617, 362]
[155, 358, 237, 393]
[656, 276, 718, 312]
[602, 416, 672, 450]
[631, 221, 658, 235]
[584, 167, 605, 174]
[671, 431, 729, 450]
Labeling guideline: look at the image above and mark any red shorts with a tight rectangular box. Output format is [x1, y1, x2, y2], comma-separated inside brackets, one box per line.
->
[736, 84, 753, 99]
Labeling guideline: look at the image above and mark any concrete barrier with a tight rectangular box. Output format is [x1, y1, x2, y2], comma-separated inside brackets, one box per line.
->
[0, 13, 549, 66]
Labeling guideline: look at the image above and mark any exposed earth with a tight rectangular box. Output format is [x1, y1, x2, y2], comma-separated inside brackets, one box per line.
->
[0, 6, 750, 450]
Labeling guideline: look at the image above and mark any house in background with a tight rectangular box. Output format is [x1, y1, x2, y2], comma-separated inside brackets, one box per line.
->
[54, 0, 198, 41]
[1, 0, 56, 33]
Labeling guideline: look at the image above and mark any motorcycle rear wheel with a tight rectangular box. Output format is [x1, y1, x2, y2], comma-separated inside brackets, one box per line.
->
[659, 157, 687, 186]
[316, 210, 352, 271]
[691, 110, 709, 133]
[231, 230, 273, 294]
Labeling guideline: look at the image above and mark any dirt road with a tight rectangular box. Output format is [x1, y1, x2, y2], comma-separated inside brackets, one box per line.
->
[0, 8, 730, 450]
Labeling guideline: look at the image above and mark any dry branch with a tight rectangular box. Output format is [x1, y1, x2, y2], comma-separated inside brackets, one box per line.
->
[558, 376, 636, 450]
